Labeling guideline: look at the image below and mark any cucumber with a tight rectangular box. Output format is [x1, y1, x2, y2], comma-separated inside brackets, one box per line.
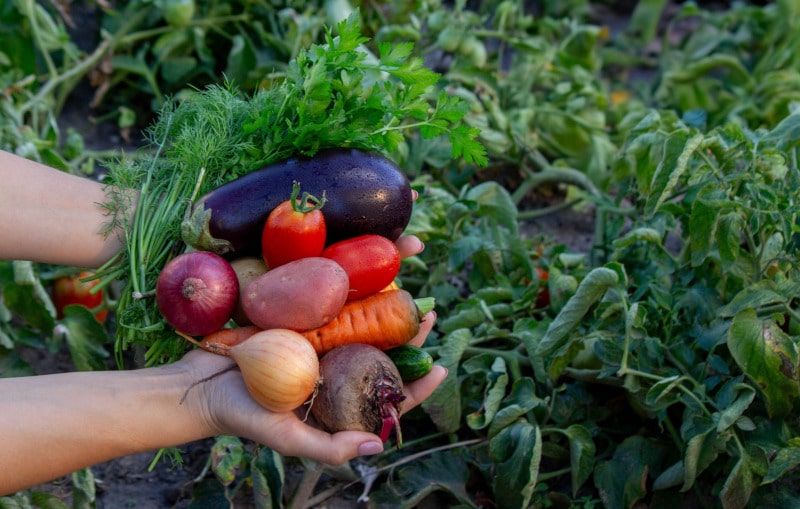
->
[386, 344, 434, 382]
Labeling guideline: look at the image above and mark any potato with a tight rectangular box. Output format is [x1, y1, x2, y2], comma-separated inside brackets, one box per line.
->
[230, 257, 268, 326]
[241, 257, 349, 331]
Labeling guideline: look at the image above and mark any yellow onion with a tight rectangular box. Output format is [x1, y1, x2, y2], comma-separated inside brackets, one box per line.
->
[228, 329, 320, 413]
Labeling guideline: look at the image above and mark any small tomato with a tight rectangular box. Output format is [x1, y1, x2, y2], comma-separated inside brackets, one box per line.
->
[534, 267, 550, 309]
[52, 271, 108, 323]
[261, 183, 327, 269]
[162, 0, 196, 27]
[322, 234, 401, 300]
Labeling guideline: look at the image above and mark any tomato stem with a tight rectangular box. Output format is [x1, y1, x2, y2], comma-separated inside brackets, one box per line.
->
[290, 181, 326, 213]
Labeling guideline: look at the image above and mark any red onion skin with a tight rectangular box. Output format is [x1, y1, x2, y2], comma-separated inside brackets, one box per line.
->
[156, 251, 239, 336]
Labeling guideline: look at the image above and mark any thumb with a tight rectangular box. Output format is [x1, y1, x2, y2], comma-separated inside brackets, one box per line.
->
[271, 424, 385, 465]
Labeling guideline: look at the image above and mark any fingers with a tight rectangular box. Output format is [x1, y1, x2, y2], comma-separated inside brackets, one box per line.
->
[407, 311, 435, 347]
[395, 234, 424, 259]
[268, 421, 386, 465]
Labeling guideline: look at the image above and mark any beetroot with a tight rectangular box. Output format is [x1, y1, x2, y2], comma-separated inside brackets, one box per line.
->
[311, 344, 406, 445]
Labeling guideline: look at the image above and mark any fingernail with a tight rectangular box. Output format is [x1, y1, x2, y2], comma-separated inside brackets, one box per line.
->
[358, 441, 384, 456]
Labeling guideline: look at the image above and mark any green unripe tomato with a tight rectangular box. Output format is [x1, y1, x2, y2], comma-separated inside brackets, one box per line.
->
[162, 0, 195, 27]
[458, 35, 487, 68]
[427, 11, 447, 32]
[436, 27, 463, 52]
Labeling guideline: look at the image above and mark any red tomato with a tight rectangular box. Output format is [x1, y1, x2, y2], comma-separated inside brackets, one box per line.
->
[261, 184, 327, 269]
[534, 267, 550, 309]
[52, 271, 108, 323]
[321, 234, 401, 300]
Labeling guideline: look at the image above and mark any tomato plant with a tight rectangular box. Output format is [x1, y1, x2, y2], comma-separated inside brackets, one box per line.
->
[260, 183, 326, 269]
[52, 271, 108, 323]
[321, 234, 401, 300]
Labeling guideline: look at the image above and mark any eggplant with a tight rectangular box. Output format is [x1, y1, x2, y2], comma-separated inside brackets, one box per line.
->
[181, 149, 413, 256]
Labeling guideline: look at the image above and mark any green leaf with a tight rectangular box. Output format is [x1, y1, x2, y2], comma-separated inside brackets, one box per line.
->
[720, 281, 787, 317]
[761, 108, 800, 151]
[422, 329, 470, 432]
[536, 267, 619, 358]
[681, 425, 720, 492]
[488, 378, 546, 438]
[719, 447, 768, 509]
[2, 261, 55, 334]
[210, 436, 245, 486]
[250, 447, 284, 509]
[563, 424, 596, 496]
[28, 492, 70, 509]
[645, 375, 690, 412]
[464, 355, 509, 430]
[465, 181, 518, 235]
[763, 444, 800, 484]
[70, 468, 96, 509]
[369, 450, 473, 507]
[594, 436, 667, 509]
[727, 309, 799, 418]
[717, 212, 743, 266]
[645, 131, 704, 217]
[688, 194, 720, 267]
[612, 227, 663, 249]
[60, 305, 110, 372]
[622, 0, 669, 48]
[224, 35, 257, 87]
[377, 41, 414, 66]
[489, 421, 541, 509]
[715, 383, 755, 434]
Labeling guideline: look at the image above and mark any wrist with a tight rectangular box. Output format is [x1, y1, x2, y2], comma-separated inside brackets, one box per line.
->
[168, 350, 238, 439]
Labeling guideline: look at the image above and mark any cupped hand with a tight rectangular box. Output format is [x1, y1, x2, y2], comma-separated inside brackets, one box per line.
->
[179, 232, 445, 465]
[180, 312, 442, 465]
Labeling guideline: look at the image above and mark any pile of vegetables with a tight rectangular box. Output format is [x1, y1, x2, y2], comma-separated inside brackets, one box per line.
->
[93, 13, 485, 367]
[154, 148, 436, 439]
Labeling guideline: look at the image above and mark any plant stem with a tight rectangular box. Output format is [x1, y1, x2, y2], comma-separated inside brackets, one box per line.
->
[20, 8, 150, 117]
[512, 149, 603, 206]
[289, 461, 325, 509]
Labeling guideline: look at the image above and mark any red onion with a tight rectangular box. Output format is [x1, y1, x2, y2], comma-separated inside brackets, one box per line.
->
[156, 251, 239, 336]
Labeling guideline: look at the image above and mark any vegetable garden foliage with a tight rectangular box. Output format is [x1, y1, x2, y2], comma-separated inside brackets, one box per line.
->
[3, 0, 800, 507]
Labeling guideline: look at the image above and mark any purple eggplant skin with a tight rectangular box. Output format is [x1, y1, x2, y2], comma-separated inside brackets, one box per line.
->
[181, 149, 413, 256]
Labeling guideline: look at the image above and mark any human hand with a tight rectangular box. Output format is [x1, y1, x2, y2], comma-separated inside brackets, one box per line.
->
[177, 233, 445, 465]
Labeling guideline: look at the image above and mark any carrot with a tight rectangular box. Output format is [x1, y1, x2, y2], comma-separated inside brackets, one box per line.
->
[186, 290, 434, 357]
[196, 325, 261, 354]
[381, 280, 401, 292]
[301, 289, 432, 356]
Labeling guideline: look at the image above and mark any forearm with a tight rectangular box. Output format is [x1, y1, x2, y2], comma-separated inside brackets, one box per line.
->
[0, 150, 128, 268]
[0, 363, 211, 495]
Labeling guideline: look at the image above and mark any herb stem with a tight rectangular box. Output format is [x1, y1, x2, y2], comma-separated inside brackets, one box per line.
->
[117, 14, 252, 47]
